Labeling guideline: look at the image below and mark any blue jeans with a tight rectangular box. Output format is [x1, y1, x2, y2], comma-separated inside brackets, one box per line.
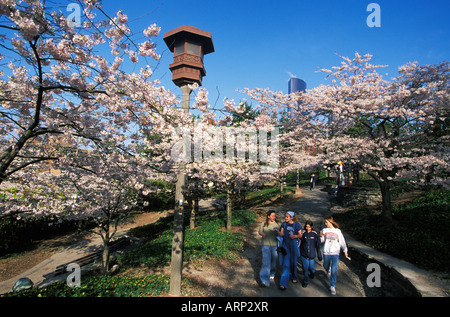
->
[300, 256, 315, 284]
[280, 243, 299, 288]
[323, 254, 339, 287]
[260, 245, 278, 286]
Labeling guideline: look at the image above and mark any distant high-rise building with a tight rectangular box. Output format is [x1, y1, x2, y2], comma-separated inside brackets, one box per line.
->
[288, 77, 307, 95]
[287, 77, 307, 114]
[287, 77, 317, 155]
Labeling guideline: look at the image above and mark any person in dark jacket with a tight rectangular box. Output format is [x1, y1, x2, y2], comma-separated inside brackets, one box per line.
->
[299, 220, 322, 287]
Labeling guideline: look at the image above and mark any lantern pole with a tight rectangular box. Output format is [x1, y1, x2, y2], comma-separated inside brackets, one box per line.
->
[163, 25, 214, 297]
[169, 85, 191, 296]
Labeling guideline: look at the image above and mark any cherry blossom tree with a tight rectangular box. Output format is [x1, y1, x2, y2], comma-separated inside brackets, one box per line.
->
[52, 148, 150, 273]
[174, 88, 278, 231]
[0, 0, 191, 271]
[0, 0, 183, 211]
[247, 53, 449, 223]
[243, 88, 324, 196]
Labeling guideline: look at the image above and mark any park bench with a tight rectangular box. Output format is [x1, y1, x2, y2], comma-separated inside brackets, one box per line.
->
[49, 235, 130, 277]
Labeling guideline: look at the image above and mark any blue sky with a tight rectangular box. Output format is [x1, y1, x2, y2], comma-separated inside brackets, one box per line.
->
[103, 0, 449, 110]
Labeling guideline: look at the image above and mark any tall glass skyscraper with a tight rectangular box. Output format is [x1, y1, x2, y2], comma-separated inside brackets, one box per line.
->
[287, 77, 307, 115]
[288, 77, 307, 94]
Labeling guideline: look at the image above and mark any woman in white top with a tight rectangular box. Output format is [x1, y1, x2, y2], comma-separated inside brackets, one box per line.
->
[320, 217, 348, 295]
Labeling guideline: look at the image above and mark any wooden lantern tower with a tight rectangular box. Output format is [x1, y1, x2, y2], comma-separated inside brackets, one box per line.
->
[163, 25, 214, 87]
[163, 25, 214, 297]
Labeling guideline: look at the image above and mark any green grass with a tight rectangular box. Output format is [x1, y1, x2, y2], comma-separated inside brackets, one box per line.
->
[243, 186, 295, 207]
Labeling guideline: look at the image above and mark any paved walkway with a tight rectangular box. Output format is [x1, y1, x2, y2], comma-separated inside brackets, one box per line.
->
[256, 186, 365, 297]
[0, 232, 101, 294]
[256, 186, 449, 297]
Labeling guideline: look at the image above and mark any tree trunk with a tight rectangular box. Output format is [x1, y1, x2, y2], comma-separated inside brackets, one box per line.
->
[194, 197, 199, 217]
[379, 180, 393, 223]
[226, 187, 233, 231]
[368, 171, 393, 223]
[188, 197, 195, 229]
[101, 234, 110, 275]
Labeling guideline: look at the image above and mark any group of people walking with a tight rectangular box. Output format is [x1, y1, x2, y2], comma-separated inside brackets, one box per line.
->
[258, 210, 348, 295]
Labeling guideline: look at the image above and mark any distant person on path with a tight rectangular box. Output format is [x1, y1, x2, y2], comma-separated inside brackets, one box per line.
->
[337, 161, 345, 187]
[278, 211, 302, 290]
[310, 174, 316, 190]
[258, 210, 281, 287]
[299, 220, 322, 288]
[352, 163, 360, 183]
[320, 217, 348, 295]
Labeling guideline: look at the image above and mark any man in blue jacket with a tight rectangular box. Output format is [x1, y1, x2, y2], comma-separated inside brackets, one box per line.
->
[299, 220, 322, 287]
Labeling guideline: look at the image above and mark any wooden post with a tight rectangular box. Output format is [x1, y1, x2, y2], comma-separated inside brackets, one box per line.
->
[169, 85, 191, 296]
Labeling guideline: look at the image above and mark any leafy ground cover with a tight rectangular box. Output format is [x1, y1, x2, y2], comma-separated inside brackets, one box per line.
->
[2, 274, 174, 297]
[334, 190, 450, 273]
[242, 186, 295, 207]
[118, 209, 255, 269]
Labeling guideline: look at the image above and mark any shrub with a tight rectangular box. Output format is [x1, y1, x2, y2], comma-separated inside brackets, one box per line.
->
[0, 216, 87, 256]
